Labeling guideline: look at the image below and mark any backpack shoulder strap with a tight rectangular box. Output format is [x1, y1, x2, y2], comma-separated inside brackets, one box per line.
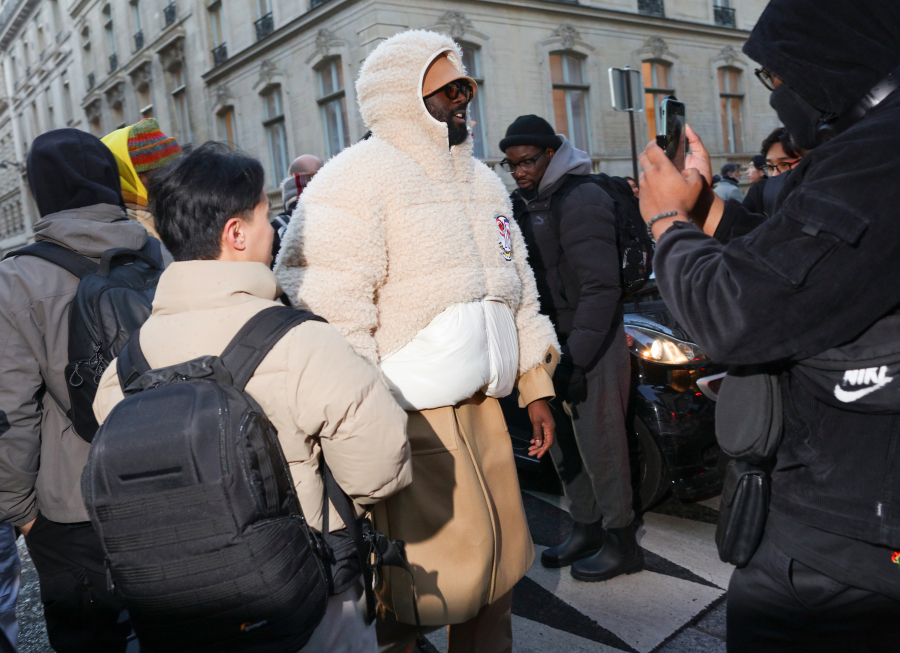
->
[220, 305, 326, 391]
[116, 328, 152, 393]
[141, 237, 164, 267]
[3, 241, 99, 279]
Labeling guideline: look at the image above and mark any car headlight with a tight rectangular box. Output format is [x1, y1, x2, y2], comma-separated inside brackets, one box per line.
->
[624, 325, 708, 365]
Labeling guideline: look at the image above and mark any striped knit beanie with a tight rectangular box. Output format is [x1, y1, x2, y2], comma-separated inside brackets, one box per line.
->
[127, 118, 183, 173]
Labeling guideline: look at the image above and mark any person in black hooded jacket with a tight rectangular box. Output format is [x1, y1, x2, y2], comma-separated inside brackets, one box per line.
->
[636, 0, 900, 650]
[0, 130, 143, 652]
[502, 115, 640, 583]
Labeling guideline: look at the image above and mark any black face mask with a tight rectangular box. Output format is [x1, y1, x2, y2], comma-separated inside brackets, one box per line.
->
[769, 84, 827, 151]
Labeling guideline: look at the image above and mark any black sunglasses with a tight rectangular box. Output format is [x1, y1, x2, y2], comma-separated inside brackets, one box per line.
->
[435, 79, 475, 103]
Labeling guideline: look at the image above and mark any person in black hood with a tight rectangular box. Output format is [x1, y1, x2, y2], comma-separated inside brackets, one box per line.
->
[636, 0, 900, 650]
[0, 129, 142, 652]
[27, 128, 126, 217]
[502, 115, 641, 583]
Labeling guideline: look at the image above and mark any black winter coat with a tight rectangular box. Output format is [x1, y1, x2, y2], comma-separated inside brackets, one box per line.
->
[512, 176, 622, 370]
[653, 78, 900, 548]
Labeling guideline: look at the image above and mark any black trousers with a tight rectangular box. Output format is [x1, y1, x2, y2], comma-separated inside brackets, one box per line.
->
[25, 515, 131, 653]
[727, 535, 900, 652]
[548, 324, 634, 529]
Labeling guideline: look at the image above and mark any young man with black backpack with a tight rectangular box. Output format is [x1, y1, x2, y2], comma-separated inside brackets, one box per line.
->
[503, 115, 645, 582]
[91, 143, 411, 652]
[0, 129, 164, 652]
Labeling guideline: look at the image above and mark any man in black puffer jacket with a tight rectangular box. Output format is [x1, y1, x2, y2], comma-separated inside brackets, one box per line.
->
[503, 115, 640, 583]
[637, 0, 900, 650]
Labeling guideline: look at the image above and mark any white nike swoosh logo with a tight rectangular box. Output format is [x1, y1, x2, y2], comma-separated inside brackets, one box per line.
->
[833, 377, 894, 403]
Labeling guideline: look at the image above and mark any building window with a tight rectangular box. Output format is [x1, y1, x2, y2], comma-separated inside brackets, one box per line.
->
[459, 43, 486, 159]
[718, 67, 744, 153]
[317, 58, 349, 158]
[209, 1, 227, 66]
[103, 5, 117, 72]
[550, 52, 591, 153]
[46, 87, 54, 128]
[642, 61, 674, 141]
[164, 1, 177, 27]
[112, 101, 125, 128]
[218, 107, 236, 149]
[36, 18, 46, 57]
[171, 66, 191, 146]
[30, 102, 40, 140]
[131, 0, 144, 50]
[81, 28, 92, 82]
[262, 86, 289, 185]
[714, 1, 736, 29]
[50, 0, 63, 40]
[638, 0, 665, 17]
[62, 71, 74, 125]
[255, 0, 273, 41]
[137, 83, 153, 118]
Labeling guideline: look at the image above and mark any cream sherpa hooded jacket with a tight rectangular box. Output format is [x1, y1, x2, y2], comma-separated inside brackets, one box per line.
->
[275, 31, 558, 397]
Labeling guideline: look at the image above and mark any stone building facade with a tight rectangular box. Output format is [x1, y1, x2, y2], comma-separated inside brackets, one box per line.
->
[0, 0, 778, 255]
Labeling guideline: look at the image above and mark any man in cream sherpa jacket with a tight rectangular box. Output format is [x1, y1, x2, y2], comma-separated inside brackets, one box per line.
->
[276, 30, 560, 653]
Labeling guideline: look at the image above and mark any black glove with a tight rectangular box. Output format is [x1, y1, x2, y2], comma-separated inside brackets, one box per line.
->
[554, 349, 588, 405]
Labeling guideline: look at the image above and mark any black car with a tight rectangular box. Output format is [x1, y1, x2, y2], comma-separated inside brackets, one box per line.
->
[502, 279, 727, 510]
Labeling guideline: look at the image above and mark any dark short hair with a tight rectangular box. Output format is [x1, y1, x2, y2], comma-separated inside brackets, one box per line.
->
[150, 142, 265, 261]
[721, 162, 741, 176]
[624, 176, 638, 187]
[760, 127, 800, 159]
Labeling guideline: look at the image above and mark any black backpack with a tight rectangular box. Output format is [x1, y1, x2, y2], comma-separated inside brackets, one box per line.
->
[3, 239, 164, 442]
[83, 306, 335, 652]
[550, 173, 654, 298]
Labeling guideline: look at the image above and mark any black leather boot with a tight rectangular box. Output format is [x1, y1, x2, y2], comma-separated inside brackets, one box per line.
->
[570, 523, 644, 581]
[540, 520, 605, 568]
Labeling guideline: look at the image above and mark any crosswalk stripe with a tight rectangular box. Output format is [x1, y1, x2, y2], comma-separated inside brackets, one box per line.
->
[528, 545, 723, 653]
[639, 513, 734, 590]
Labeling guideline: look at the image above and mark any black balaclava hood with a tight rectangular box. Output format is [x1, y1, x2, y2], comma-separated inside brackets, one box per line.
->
[768, 84, 825, 151]
[744, 0, 900, 144]
[27, 128, 125, 218]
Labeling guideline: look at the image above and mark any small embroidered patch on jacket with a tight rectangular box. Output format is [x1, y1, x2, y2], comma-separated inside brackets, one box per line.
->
[496, 215, 512, 261]
[892, 551, 900, 567]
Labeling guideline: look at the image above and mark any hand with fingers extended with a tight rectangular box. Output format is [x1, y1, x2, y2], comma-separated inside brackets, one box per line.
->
[639, 125, 724, 238]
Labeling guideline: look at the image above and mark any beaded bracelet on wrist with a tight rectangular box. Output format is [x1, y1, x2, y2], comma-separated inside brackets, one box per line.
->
[646, 211, 680, 239]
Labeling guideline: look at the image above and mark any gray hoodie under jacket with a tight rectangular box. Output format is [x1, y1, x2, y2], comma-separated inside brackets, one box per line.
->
[0, 205, 147, 526]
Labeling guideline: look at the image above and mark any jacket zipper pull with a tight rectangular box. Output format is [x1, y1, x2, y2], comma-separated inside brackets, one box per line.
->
[105, 558, 116, 593]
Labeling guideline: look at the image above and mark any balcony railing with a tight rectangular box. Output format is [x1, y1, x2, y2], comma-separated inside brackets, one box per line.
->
[638, 0, 665, 18]
[311, 0, 332, 7]
[212, 43, 228, 67]
[255, 12, 274, 41]
[164, 2, 176, 27]
[134, 30, 144, 51]
[714, 5, 736, 28]
[109, 53, 118, 73]
[87, 72, 95, 89]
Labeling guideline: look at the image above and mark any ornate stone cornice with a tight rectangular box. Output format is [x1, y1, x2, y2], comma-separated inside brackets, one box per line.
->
[304, 27, 348, 64]
[638, 35, 679, 60]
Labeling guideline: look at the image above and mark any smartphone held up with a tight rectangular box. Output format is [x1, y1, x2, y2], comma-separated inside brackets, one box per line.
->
[655, 95, 686, 172]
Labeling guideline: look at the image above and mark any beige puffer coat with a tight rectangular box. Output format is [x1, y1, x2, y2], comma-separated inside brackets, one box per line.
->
[93, 261, 412, 532]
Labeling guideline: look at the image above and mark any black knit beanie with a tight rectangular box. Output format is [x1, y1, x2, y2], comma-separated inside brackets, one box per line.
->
[500, 115, 563, 152]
